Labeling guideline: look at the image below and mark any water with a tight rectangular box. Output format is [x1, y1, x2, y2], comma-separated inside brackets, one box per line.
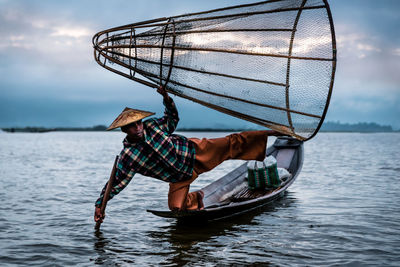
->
[0, 131, 399, 266]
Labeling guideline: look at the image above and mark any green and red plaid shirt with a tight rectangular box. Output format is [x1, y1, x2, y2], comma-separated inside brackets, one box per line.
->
[95, 97, 196, 207]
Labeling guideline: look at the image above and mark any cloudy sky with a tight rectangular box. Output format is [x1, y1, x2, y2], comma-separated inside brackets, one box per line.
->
[0, 0, 399, 129]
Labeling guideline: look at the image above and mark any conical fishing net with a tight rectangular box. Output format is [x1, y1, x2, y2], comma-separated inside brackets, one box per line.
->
[93, 0, 336, 141]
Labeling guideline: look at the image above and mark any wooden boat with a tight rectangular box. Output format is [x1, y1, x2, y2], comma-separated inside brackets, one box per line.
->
[147, 137, 303, 222]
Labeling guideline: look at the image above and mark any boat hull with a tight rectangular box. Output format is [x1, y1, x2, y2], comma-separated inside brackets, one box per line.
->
[147, 137, 303, 222]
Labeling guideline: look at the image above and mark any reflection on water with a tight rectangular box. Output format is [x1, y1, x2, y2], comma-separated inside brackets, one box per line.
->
[1, 132, 399, 266]
[159, 194, 297, 266]
[92, 193, 297, 266]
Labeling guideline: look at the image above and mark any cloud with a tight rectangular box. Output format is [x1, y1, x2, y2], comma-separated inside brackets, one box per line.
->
[336, 30, 382, 60]
[323, 17, 400, 128]
[0, 34, 31, 49]
[337, 96, 397, 114]
[356, 43, 381, 53]
[356, 43, 381, 59]
[51, 26, 92, 38]
[0, 6, 94, 64]
[0, 0, 399, 130]
[0, 17, 94, 51]
[333, 21, 400, 86]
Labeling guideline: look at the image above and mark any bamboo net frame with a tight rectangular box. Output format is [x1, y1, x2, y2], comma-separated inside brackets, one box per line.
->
[93, 0, 337, 141]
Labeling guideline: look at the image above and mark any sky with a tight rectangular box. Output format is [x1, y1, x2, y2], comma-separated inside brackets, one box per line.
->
[0, 0, 399, 130]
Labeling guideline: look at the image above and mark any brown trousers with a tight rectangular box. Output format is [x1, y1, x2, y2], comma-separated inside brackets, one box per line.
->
[168, 131, 269, 211]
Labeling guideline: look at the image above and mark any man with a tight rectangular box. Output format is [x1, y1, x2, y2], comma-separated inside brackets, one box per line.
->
[94, 86, 282, 223]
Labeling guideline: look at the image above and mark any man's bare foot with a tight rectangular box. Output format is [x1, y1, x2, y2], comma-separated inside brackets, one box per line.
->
[197, 190, 205, 210]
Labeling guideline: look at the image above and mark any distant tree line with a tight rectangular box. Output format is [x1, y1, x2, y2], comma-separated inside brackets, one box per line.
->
[1, 125, 107, 133]
[1, 122, 397, 133]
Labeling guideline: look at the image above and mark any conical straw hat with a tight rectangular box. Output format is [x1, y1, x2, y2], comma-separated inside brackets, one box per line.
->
[107, 107, 155, 131]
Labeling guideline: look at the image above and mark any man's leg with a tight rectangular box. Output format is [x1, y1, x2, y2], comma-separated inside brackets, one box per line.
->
[168, 170, 200, 211]
[191, 130, 269, 174]
[168, 131, 269, 211]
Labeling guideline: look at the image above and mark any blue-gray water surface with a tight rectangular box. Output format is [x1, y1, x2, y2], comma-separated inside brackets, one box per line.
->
[0, 131, 399, 266]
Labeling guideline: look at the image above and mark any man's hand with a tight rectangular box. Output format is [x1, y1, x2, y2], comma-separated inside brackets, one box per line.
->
[157, 86, 171, 102]
[94, 206, 105, 223]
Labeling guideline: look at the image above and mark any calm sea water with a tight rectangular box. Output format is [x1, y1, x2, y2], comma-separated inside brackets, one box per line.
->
[0, 131, 399, 266]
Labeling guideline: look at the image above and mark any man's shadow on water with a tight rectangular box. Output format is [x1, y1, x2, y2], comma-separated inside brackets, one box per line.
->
[147, 192, 298, 266]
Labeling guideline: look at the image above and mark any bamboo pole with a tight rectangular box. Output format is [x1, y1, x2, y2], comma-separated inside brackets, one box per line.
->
[95, 155, 119, 230]
[136, 28, 294, 37]
[102, 44, 334, 61]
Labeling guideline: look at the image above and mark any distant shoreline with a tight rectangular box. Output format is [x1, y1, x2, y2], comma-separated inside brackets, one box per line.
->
[1, 126, 108, 133]
[1, 122, 398, 133]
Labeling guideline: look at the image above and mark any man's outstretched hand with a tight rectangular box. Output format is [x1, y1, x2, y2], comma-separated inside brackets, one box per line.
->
[94, 207, 105, 223]
[157, 86, 171, 102]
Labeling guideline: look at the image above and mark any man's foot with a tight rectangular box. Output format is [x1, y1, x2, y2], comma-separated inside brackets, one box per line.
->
[197, 190, 205, 210]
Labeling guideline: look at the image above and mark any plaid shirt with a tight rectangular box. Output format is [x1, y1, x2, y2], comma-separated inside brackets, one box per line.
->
[95, 97, 196, 207]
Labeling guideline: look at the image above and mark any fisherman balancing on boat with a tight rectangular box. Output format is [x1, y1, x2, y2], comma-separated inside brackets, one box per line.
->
[94, 86, 283, 223]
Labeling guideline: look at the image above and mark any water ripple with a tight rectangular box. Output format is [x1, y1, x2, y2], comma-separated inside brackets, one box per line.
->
[0, 132, 399, 266]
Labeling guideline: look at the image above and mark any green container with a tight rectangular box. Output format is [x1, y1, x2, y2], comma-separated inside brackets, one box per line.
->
[247, 160, 256, 189]
[247, 161, 269, 190]
[263, 156, 281, 188]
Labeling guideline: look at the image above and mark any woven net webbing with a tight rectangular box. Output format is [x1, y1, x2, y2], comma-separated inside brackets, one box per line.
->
[93, 0, 337, 141]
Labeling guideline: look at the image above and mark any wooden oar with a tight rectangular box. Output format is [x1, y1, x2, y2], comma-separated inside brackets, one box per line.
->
[95, 155, 119, 230]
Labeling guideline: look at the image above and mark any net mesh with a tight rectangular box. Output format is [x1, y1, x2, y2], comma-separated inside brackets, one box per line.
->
[93, 0, 336, 140]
